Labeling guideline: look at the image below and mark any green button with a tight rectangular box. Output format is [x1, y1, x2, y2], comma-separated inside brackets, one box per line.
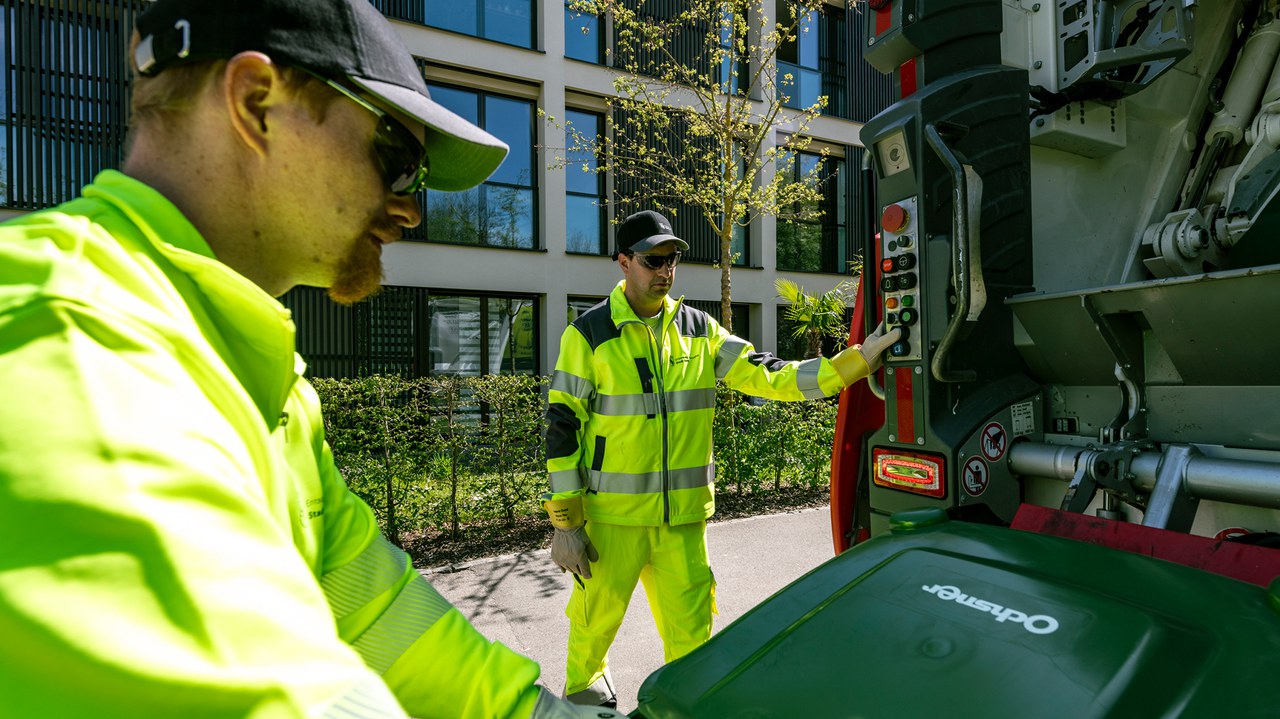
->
[890, 507, 949, 532]
[902, 295, 915, 307]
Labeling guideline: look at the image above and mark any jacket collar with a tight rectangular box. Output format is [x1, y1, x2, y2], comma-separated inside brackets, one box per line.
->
[609, 279, 682, 328]
[83, 170, 301, 426]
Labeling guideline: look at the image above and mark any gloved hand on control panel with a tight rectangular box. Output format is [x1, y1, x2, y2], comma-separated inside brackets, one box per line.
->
[831, 321, 902, 385]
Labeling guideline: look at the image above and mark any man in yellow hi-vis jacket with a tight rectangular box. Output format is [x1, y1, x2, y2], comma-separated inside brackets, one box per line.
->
[0, 1, 620, 717]
[545, 210, 900, 705]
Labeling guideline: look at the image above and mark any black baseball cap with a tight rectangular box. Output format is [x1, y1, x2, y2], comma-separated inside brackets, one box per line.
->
[615, 210, 689, 256]
[132, 0, 508, 192]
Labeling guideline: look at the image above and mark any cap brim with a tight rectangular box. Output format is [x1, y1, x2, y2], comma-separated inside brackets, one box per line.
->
[629, 235, 690, 252]
[352, 77, 510, 192]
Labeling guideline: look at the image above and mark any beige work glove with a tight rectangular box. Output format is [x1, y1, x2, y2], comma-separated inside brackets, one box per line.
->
[543, 492, 599, 580]
[831, 322, 902, 384]
[551, 526, 599, 579]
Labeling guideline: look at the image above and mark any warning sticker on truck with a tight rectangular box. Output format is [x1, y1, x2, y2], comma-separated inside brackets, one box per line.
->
[1011, 401, 1035, 436]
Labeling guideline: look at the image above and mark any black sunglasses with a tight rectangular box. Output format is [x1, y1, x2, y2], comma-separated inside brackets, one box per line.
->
[631, 251, 682, 270]
[299, 68, 430, 196]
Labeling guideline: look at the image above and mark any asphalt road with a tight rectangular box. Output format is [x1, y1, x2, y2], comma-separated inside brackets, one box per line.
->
[424, 507, 834, 715]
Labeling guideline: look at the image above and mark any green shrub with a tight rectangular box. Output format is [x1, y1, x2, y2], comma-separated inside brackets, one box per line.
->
[314, 375, 837, 543]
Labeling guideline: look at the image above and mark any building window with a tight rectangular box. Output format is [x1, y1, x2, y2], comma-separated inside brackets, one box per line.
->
[776, 150, 847, 274]
[567, 295, 606, 323]
[776, 1, 820, 111]
[565, 1, 602, 63]
[422, 85, 537, 250]
[429, 293, 539, 376]
[774, 2, 854, 118]
[282, 287, 538, 378]
[565, 109, 606, 255]
[425, 0, 534, 49]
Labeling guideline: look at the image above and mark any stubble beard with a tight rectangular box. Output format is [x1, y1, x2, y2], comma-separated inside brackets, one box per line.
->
[327, 236, 385, 306]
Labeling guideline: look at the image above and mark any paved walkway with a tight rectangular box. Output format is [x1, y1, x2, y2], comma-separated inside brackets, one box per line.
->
[424, 507, 833, 715]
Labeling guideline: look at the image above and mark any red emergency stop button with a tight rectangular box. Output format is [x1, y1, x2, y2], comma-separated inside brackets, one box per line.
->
[882, 204, 909, 233]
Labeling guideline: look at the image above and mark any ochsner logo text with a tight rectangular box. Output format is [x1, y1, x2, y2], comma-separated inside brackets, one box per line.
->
[922, 584, 1060, 635]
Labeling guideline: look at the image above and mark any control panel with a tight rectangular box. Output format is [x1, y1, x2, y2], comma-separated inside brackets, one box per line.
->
[878, 196, 922, 363]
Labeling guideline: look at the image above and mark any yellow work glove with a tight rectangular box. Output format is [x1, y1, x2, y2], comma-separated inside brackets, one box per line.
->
[542, 492, 599, 580]
[831, 322, 901, 385]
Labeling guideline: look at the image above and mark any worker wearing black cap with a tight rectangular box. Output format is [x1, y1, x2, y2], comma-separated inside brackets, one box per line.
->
[544, 209, 899, 706]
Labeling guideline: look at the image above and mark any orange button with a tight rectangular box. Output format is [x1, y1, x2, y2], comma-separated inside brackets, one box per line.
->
[881, 204, 909, 233]
[885, 297, 900, 310]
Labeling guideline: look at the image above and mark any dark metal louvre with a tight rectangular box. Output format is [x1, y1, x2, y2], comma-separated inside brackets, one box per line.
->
[282, 285, 432, 379]
[613, 105, 739, 266]
[684, 299, 751, 344]
[819, 4, 848, 119]
[367, 0, 425, 25]
[617, 0, 713, 80]
[848, 7, 896, 123]
[4, 0, 144, 210]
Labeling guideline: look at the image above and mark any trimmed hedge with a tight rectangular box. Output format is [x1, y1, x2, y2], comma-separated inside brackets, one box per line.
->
[313, 375, 836, 544]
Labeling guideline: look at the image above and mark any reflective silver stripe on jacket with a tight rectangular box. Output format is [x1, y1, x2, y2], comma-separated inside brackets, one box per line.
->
[321, 536, 407, 620]
[551, 369, 594, 400]
[591, 387, 716, 416]
[321, 676, 407, 718]
[796, 357, 827, 399]
[352, 577, 455, 674]
[714, 337, 750, 380]
[550, 467, 586, 494]
[588, 464, 713, 494]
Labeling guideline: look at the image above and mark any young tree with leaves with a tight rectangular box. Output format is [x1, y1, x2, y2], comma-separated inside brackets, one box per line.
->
[555, 0, 833, 332]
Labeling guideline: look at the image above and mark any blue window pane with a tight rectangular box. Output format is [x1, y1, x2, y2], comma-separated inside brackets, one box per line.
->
[485, 96, 533, 187]
[566, 194, 603, 253]
[565, 111, 600, 195]
[565, 9, 600, 62]
[426, 0, 477, 36]
[426, 186, 483, 245]
[485, 186, 535, 248]
[486, 0, 532, 47]
[428, 84, 480, 125]
[732, 223, 747, 265]
[798, 10, 818, 68]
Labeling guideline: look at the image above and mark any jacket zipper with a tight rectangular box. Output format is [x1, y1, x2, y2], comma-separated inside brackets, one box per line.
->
[645, 318, 670, 524]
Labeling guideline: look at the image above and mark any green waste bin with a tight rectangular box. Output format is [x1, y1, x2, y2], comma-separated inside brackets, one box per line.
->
[634, 509, 1280, 718]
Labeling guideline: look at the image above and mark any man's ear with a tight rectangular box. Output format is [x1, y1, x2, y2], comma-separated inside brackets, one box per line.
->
[223, 51, 281, 158]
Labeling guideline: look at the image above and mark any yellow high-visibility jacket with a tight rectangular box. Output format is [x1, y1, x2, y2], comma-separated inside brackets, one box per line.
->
[546, 281, 847, 527]
[0, 171, 552, 718]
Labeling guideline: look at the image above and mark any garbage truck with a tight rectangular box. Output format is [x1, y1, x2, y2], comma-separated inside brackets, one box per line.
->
[633, 1, 1280, 715]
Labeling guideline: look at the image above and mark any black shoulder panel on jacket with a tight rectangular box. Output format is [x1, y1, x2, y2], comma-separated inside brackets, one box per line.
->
[571, 297, 620, 351]
[673, 303, 709, 338]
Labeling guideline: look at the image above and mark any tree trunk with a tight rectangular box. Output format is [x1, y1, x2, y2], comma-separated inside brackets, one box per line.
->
[806, 329, 823, 359]
[720, 225, 734, 333]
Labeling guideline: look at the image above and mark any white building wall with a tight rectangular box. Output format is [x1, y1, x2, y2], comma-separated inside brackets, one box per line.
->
[386, 10, 865, 375]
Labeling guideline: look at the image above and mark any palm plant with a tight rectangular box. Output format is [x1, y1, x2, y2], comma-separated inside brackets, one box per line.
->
[775, 278, 857, 359]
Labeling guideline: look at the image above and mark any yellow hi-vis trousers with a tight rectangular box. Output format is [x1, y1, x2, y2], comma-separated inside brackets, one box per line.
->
[564, 520, 717, 697]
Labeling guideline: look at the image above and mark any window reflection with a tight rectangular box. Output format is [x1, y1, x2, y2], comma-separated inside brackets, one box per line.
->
[425, 0, 533, 48]
[424, 84, 538, 249]
[430, 294, 538, 375]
